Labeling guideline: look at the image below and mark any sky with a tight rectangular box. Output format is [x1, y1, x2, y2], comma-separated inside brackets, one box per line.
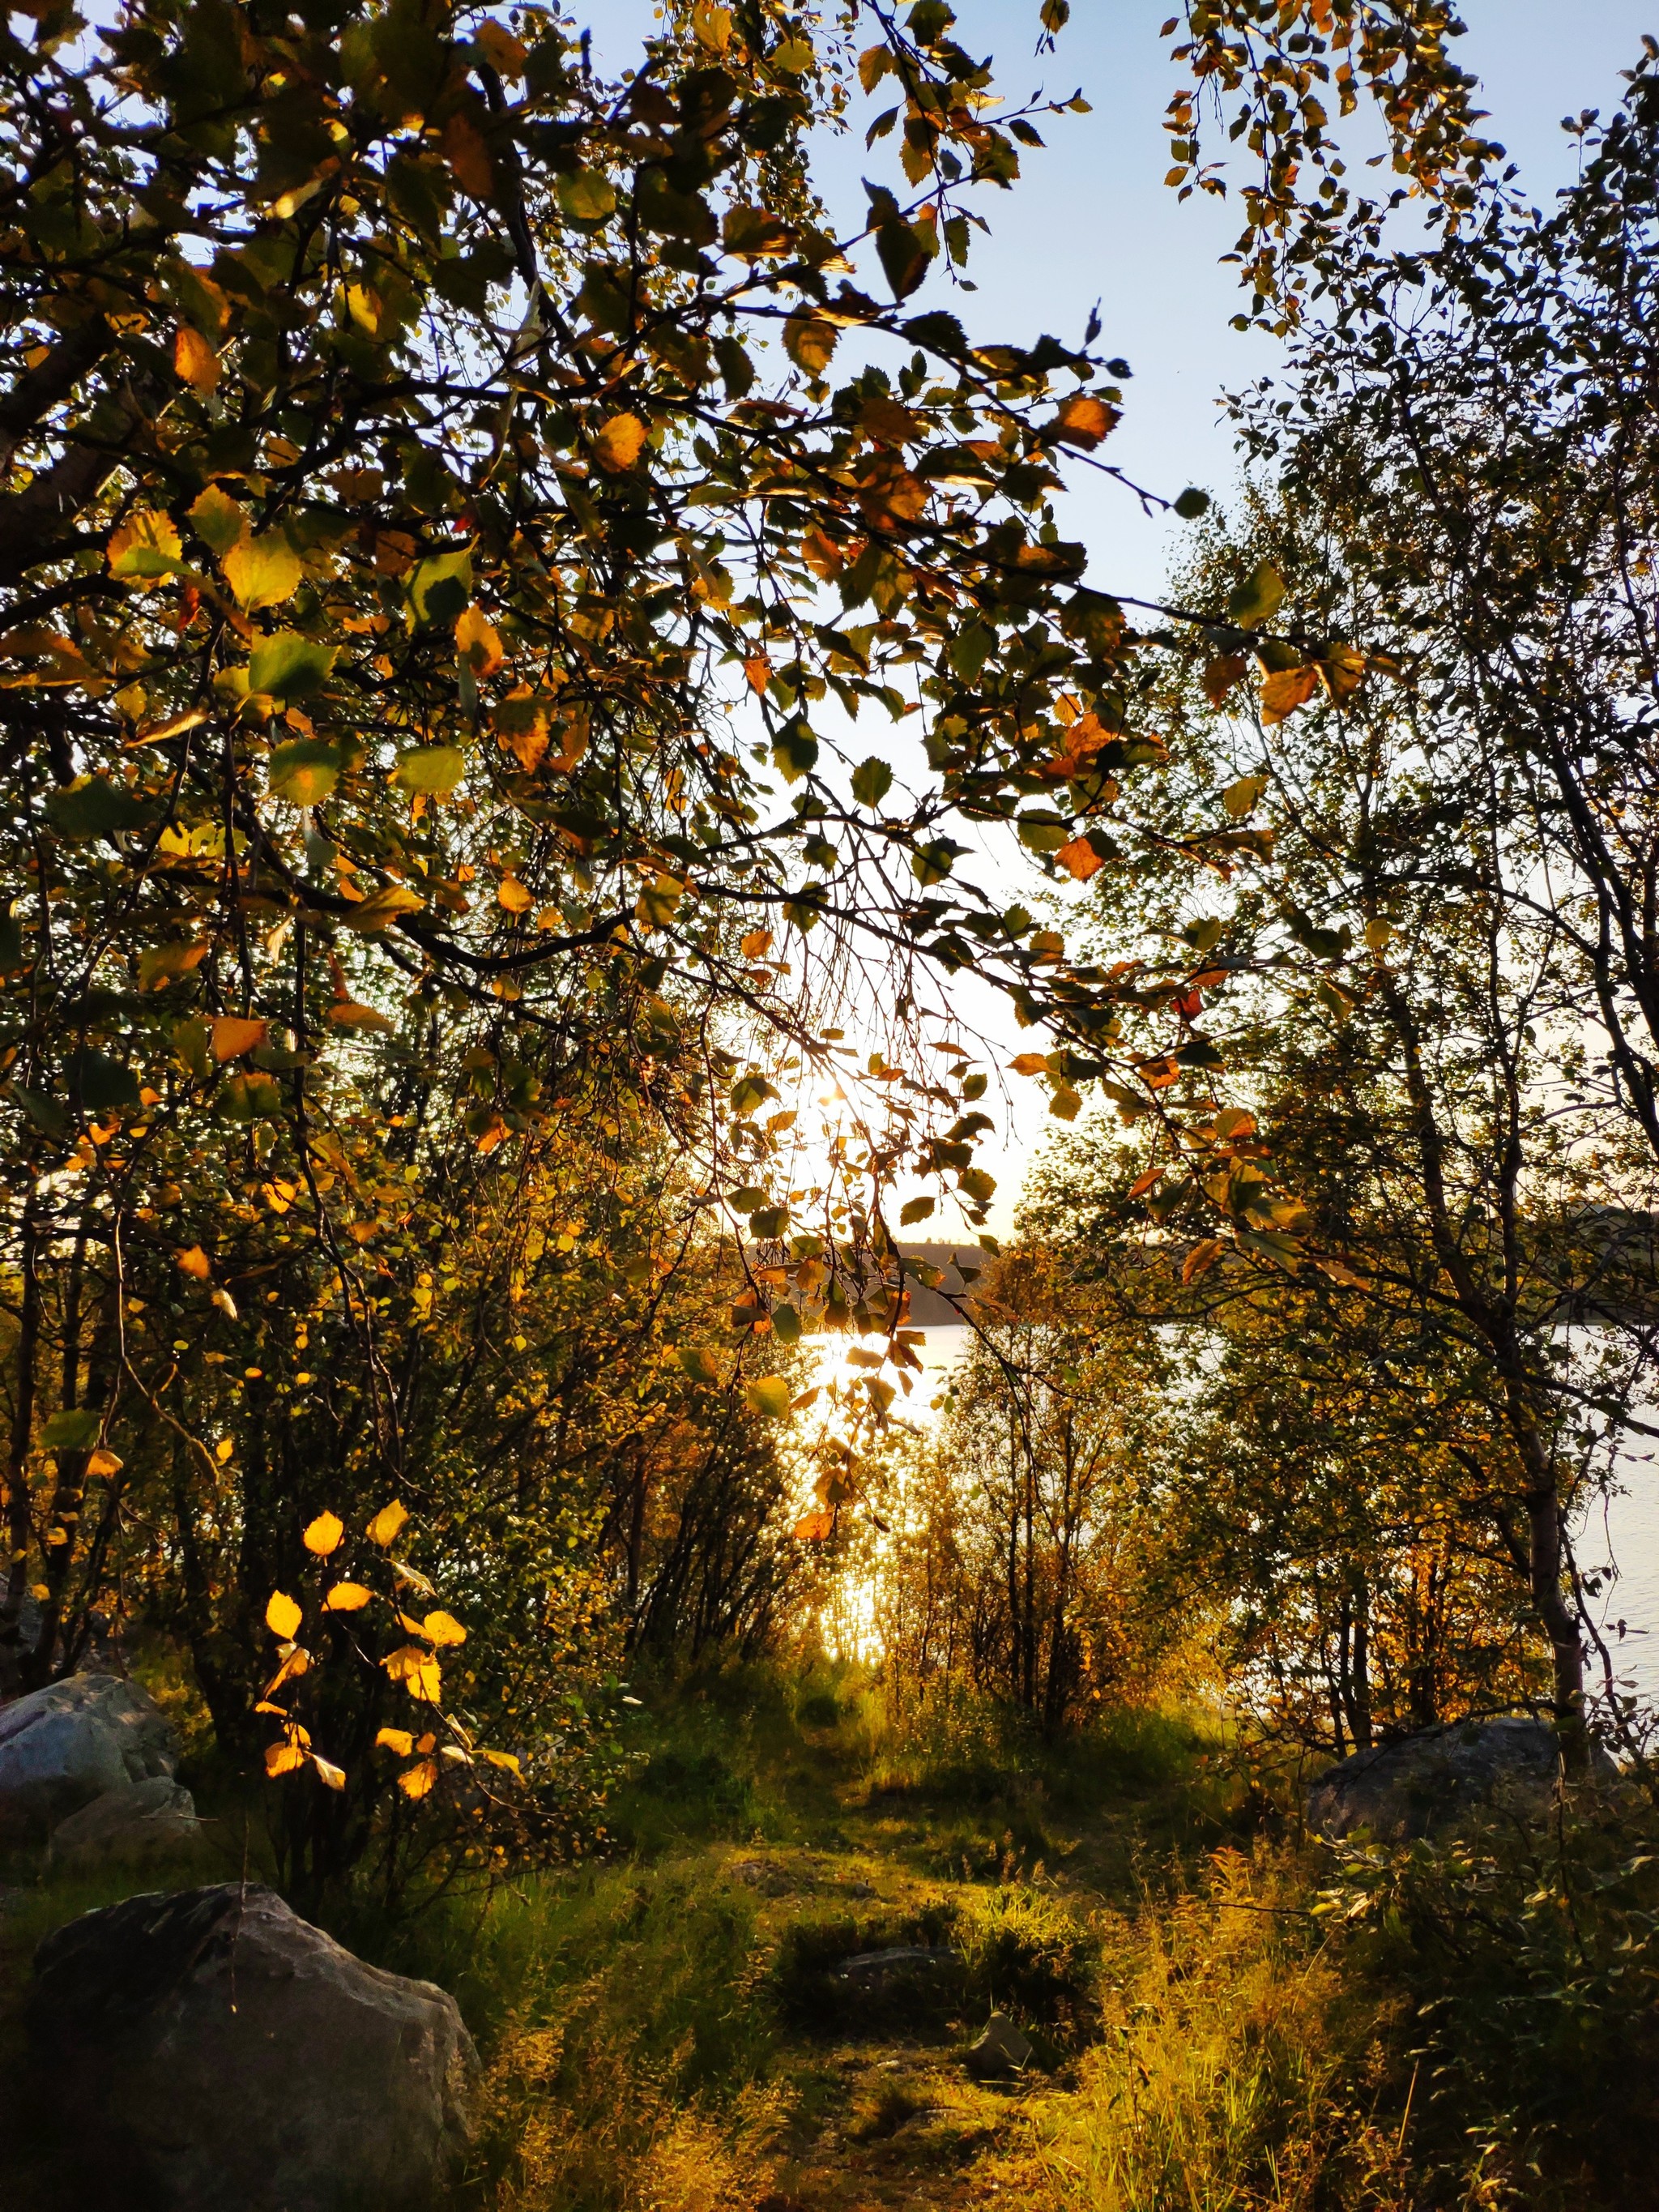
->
[593, 2, 1659, 1236]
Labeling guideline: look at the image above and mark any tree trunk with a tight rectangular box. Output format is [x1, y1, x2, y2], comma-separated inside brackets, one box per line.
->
[0, 1196, 41, 1697]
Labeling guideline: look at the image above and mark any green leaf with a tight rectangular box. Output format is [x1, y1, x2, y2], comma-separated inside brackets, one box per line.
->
[13, 1085, 70, 1139]
[189, 484, 247, 558]
[249, 631, 337, 702]
[40, 1407, 100, 1453]
[65, 1047, 141, 1113]
[677, 1347, 726, 1383]
[45, 778, 158, 842]
[772, 720, 817, 782]
[729, 1074, 778, 1117]
[268, 739, 342, 806]
[750, 1205, 790, 1239]
[1226, 561, 1285, 627]
[876, 220, 933, 301]
[743, 1374, 792, 1419]
[407, 550, 474, 628]
[1173, 487, 1211, 519]
[958, 1166, 996, 1203]
[899, 1195, 935, 1224]
[392, 745, 466, 795]
[556, 171, 616, 223]
[770, 1302, 802, 1346]
[948, 621, 996, 681]
[851, 757, 893, 807]
[1017, 811, 1068, 854]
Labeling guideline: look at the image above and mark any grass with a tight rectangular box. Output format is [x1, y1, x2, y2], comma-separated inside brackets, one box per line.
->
[4, 1665, 1656, 2211]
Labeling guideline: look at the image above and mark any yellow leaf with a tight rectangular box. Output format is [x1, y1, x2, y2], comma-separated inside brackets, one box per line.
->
[264, 1724, 311, 1777]
[262, 1646, 311, 1696]
[743, 1374, 792, 1420]
[302, 1510, 344, 1556]
[376, 1727, 416, 1756]
[1260, 664, 1320, 725]
[215, 1437, 234, 1463]
[173, 324, 220, 392]
[1008, 1053, 1050, 1076]
[87, 1446, 123, 1476]
[422, 1609, 467, 1648]
[266, 1589, 303, 1639]
[593, 412, 648, 473]
[312, 1754, 347, 1791]
[139, 940, 210, 992]
[210, 1014, 267, 1062]
[1317, 643, 1367, 702]
[323, 1581, 373, 1612]
[327, 1001, 394, 1031]
[740, 929, 774, 959]
[367, 1495, 409, 1548]
[108, 510, 182, 584]
[497, 876, 533, 914]
[481, 1748, 523, 1777]
[783, 312, 838, 376]
[384, 1642, 442, 1702]
[399, 1757, 440, 1799]
[1182, 1236, 1225, 1286]
[455, 604, 505, 677]
[222, 533, 304, 611]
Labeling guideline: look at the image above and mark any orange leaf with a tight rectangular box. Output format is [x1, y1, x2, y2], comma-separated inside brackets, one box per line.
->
[1202, 653, 1249, 708]
[322, 1582, 373, 1612]
[376, 1727, 416, 1756]
[399, 1757, 440, 1799]
[743, 655, 770, 696]
[173, 325, 220, 392]
[177, 1245, 211, 1280]
[497, 876, 533, 914]
[441, 107, 495, 199]
[1056, 835, 1105, 882]
[1051, 393, 1118, 450]
[265, 1734, 311, 1777]
[1260, 664, 1320, 725]
[793, 1510, 835, 1542]
[210, 1014, 267, 1062]
[455, 604, 505, 677]
[1137, 1057, 1181, 1090]
[1008, 1053, 1050, 1076]
[1128, 1167, 1163, 1199]
[593, 412, 648, 473]
[740, 929, 774, 959]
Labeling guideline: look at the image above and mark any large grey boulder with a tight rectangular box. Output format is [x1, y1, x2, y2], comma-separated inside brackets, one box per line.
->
[1305, 1717, 1589, 1840]
[46, 1776, 207, 1874]
[28, 1882, 479, 2210]
[0, 1672, 177, 1844]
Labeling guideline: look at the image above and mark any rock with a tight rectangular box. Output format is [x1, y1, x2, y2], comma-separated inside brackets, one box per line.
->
[966, 2010, 1033, 2079]
[831, 1945, 962, 1999]
[28, 1881, 479, 2211]
[1305, 1717, 1601, 1841]
[0, 1672, 177, 1845]
[46, 1777, 206, 1874]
